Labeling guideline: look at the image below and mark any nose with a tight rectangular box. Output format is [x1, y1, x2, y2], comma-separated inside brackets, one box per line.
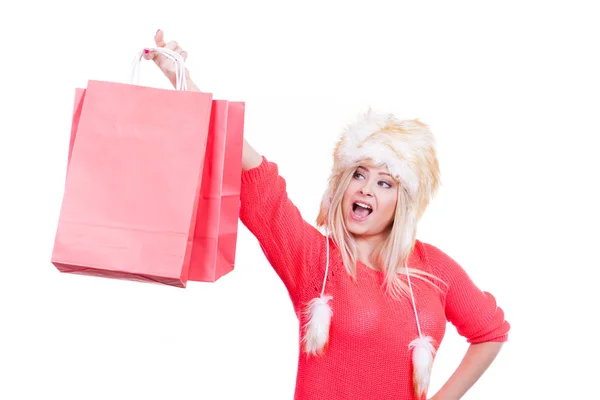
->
[359, 182, 374, 197]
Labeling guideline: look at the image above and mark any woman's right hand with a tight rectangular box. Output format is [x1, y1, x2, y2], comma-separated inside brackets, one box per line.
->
[143, 29, 200, 91]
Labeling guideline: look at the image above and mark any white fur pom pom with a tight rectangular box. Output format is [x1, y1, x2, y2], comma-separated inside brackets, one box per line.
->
[301, 294, 333, 356]
[409, 336, 436, 399]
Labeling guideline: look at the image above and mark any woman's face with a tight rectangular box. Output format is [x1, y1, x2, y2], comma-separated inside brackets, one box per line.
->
[342, 164, 398, 238]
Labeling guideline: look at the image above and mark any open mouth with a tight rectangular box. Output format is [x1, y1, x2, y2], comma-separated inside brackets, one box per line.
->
[352, 202, 373, 220]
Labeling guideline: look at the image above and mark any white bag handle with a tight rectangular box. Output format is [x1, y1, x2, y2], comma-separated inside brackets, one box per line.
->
[130, 47, 187, 91]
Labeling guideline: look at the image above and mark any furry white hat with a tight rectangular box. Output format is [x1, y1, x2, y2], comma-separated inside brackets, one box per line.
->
[318, 109, 441, 225]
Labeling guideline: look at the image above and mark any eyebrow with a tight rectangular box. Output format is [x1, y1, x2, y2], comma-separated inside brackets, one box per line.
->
[357, 166, 391, 177]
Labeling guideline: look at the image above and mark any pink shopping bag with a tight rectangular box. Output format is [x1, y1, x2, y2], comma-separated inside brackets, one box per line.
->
[67, 88, 86, 165]
[188, 101, 245, 282]
[215, 102, 245, 279]
[52, 79, 213, 287]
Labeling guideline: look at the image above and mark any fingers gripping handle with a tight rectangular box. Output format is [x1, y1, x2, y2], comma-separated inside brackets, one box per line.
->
[130, 47, 188, 91]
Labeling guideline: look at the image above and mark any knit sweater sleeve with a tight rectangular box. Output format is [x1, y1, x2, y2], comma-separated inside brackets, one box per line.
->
[423, 243, 511, 344]
[238, 156, 325, 306]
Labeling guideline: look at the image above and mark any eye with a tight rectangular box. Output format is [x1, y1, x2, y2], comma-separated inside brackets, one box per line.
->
[353, 172, 365, 180]
[379, 180, 392, 188]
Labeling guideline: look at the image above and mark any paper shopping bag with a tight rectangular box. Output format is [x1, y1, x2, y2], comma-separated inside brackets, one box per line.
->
[187, 101, 245, 282]
[68, 88, 86, 166]
[52, 80, 213, 287]
[215, 102, 245, 279]
[187, 100, 228, 282]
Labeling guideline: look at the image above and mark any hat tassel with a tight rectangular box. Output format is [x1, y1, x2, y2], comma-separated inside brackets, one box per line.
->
[405, 263, 436, 399]
[409, 335, 436, 399]
[302, 294, 333, 355]
[301, 234, 332, 356]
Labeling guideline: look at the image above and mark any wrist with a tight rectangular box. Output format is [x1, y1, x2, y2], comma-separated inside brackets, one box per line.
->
[185, 73, 201, 92]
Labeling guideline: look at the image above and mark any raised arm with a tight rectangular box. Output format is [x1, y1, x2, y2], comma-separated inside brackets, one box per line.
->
[145, 31, 328, 306]
[242, 139, 263, 170]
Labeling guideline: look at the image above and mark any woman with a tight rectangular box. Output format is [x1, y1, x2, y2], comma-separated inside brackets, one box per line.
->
[144, 30, 510, 400]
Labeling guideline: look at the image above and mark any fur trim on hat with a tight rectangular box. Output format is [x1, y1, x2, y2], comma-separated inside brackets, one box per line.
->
[318, 109, 440, 226]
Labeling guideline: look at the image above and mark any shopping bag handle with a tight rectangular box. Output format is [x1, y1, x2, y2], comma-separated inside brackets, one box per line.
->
[130, 47, 188, 91]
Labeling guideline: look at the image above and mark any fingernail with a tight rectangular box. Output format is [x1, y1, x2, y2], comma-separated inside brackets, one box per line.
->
[144, 49, 149, 54]
[156, 29, 161, 34]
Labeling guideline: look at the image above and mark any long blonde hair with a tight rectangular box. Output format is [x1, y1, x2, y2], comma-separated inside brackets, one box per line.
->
[316, 160, 442, 300]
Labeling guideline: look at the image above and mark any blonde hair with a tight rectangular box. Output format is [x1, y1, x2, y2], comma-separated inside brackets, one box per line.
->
[316, 159, 442, 300]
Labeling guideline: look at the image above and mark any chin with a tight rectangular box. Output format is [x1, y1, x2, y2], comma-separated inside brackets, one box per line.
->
[345, 217, 372, 236]
[347, 226, 367, 237]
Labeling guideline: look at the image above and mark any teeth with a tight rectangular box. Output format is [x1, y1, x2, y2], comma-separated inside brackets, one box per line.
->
[355, 202, 372, 210]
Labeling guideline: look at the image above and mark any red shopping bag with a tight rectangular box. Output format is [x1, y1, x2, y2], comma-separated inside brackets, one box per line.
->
[52, 79, 213, 287]
[187, 101, 245, 282]
[215, 102, 245, 278]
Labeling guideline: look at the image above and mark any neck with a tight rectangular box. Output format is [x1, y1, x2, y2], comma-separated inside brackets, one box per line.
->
[353, 233, 386, 271]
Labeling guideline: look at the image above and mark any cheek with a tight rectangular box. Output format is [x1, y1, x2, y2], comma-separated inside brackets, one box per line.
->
[341, 192, 351, 214]
[345, 180, 359, 195]
[342, 181, 358, 206]
[379, 193, 398, 224]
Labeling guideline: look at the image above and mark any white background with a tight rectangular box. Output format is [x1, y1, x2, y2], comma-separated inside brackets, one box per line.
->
[1, 1, 599, 399]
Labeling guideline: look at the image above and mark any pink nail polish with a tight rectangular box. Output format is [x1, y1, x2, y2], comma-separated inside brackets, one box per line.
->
[144, 49, 149, 54]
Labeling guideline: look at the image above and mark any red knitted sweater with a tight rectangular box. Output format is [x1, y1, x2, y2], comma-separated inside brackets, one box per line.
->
[239, 157, 510, 400]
